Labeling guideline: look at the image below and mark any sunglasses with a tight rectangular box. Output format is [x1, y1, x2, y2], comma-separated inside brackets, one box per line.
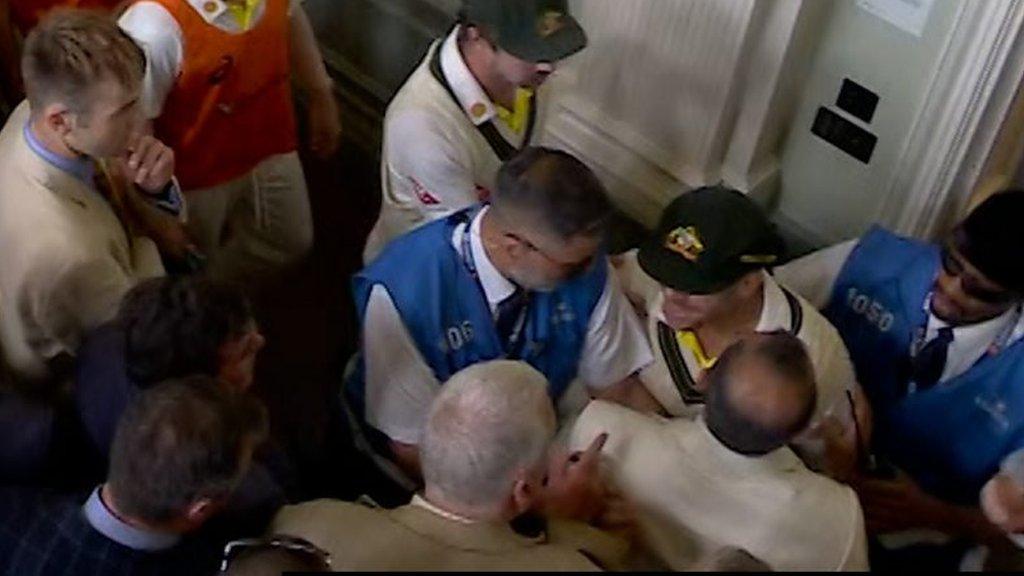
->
[940, 245, 1017, 304]
[220, 535, 331, 573]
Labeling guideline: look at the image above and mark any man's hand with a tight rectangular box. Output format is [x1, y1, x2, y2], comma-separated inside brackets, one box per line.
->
[981, 474, 1024, 534]
[592, 375, 666, 415]
[803, 415, 858, 482]
[124, 135, 175, 194]
[307, 89, 341, 160]
[541, 433, 609, 523]
[137, 205, 195, 261]
[855, 471, 1004, 545]
[594, 483, 644, 546]
[856, 472, 940, 534]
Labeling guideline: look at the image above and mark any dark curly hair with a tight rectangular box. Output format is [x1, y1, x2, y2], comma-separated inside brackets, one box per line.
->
[118, 276, 253, 387]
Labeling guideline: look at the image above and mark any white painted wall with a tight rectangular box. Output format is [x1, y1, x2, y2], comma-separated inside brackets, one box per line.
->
[775, 0, 964, 245]
[542, 0, 816, 227]
[403, 0, 1021, 244]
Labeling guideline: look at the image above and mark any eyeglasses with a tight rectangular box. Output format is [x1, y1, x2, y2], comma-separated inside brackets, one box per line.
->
[507, 232, 594, 275]
[939, 245, 1017, 304]
[219, 535, 331, 573]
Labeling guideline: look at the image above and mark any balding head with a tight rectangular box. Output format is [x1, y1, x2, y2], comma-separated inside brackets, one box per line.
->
[421, 361, 556, 513]
[704, 332, 816, 456]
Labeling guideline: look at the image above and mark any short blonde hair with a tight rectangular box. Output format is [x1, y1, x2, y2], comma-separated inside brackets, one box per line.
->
[21, 8, 144, 114]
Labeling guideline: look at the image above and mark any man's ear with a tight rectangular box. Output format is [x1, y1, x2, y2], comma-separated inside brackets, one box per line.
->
[42, 103, 74, 137]
[502, 233, 530, 260]
[463, 24, 482, 42]
[511, 468, 541, 517]
[182, 498, 218, 530]
[737, 270, 764, 299]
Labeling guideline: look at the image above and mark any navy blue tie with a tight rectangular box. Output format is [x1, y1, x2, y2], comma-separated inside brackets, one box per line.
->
[495, 287, 528, 355]
[910, 326, 955, 391]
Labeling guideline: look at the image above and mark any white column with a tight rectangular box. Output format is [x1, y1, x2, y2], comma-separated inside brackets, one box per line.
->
[542, 0, 808, 226]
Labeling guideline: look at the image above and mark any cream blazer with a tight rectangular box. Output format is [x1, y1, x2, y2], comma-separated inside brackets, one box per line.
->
[0, 102, 164, 382]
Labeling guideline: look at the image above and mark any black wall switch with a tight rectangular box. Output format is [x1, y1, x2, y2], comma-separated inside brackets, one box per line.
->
[811, 107, 877, 164]
[836, 78, 879, 124]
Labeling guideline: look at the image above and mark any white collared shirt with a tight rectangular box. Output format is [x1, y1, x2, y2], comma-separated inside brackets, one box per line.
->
[409, 495, 477, 525]
[83, 486, 180, 552]
[451, 206, 514, 314]
[364, 26, 540, 262]
[776, 239, 1024, 384]
[439, 26, 499, 129]
[569, 401, 869, 571]
[119, 0, 301, 119]
[362, 208, 652, 444]
[615, 251, 857, 427]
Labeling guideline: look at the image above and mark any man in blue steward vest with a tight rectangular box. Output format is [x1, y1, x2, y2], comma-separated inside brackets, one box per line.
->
[776, 189, 1024, 564]
[348, 146, 657, 481]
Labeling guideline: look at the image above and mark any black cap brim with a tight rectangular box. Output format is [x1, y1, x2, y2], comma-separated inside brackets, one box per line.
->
[637, 239, 751, 296]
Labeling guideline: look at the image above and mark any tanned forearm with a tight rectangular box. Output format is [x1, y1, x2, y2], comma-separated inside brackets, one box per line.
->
[928, 502, 1007, 545]
[591, 374, 666, 415]
[288, 7, 332, 98]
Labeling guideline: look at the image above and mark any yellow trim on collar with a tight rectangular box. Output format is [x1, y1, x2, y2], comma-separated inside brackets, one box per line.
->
[676, 329, 718, 370]
[496, 87, 534, 134]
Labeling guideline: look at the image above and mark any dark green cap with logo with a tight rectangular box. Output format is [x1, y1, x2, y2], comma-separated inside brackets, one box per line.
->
[638, 185, 785, 295]
[461, 0, 587, 63]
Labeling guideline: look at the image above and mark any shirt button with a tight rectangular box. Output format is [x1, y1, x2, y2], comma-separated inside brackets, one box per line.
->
[470, 102, 487, 119]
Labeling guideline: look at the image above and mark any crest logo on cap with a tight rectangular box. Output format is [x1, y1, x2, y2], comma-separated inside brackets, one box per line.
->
[537, 11, 566, 38]
[665, 226, 705, 262]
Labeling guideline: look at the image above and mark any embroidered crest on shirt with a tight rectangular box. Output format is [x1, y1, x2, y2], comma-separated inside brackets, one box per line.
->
[411, 177, 440, 205]
[665, 226, 705, 262]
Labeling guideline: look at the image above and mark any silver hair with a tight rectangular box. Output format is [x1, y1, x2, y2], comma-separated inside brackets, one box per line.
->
[420, 360, 556, 509]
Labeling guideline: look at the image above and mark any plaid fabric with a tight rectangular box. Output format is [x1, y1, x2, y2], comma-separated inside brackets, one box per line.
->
[0, 487, 219, 576]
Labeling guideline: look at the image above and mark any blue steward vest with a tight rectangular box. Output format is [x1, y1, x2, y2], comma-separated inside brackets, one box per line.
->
[348, 207, 607, 412]
[824, 225, 1024, 504]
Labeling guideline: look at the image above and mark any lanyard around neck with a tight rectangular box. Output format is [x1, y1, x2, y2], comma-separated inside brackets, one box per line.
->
[459, 216, 530, 357]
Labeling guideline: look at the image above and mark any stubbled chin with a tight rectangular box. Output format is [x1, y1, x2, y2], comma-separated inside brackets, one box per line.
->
[664, 314, 699, 331]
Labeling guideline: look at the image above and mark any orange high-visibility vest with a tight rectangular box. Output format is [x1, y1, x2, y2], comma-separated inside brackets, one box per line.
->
[148, 0, 297, 190]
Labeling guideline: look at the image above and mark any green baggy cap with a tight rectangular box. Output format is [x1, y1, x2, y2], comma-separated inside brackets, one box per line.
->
[462, 0, 587, 63]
